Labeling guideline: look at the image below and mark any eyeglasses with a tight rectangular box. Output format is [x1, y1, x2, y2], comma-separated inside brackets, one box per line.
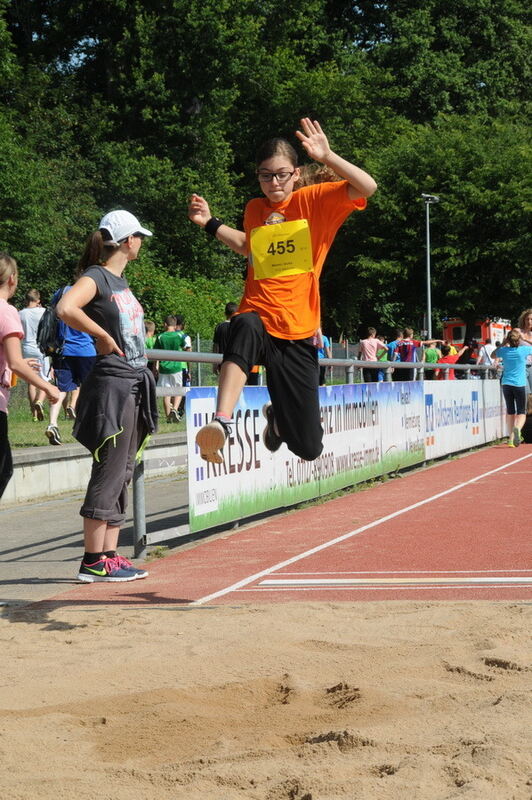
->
[257, 170, 296, 183]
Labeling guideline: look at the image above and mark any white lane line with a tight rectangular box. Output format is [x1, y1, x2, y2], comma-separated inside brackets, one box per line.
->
[272, 569, 532, 575]
[236, 584, 532, 593]
[191, 451, 532, 606]
[258, 577, 532, 587]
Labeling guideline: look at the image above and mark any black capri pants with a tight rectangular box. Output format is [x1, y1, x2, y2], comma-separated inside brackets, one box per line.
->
[224, 312, 323, 461]
[502, 384, 527, 416]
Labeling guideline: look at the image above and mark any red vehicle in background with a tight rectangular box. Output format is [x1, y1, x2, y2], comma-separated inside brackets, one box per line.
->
[442, 317, 511, 347]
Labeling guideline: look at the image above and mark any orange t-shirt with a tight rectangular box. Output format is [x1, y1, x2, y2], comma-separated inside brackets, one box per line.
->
[239, 181, 366, 339]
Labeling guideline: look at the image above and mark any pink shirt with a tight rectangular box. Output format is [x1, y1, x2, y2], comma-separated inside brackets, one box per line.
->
[0, 299, 23, 414]
[359, 336, 383, 362]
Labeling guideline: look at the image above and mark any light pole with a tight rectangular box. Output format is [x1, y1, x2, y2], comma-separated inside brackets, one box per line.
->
[421, 193, 440, 339]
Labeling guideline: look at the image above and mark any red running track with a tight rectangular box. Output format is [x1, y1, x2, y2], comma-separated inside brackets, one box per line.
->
[51, 443, 532, 606]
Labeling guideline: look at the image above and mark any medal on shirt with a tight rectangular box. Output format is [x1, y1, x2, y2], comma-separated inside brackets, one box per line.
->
[250, 220, 313, 280]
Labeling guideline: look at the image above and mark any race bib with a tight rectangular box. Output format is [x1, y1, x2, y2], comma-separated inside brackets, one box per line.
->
[250, 220, 313, 280]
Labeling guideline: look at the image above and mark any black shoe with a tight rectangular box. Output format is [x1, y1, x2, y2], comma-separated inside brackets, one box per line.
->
[262, 404, 282, 452]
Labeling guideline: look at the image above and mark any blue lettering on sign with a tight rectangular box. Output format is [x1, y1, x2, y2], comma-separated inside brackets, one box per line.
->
[425, 394, 434, 434]
[471, 391, 479, 424]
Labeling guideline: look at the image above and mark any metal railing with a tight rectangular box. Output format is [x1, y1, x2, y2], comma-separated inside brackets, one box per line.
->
[148, 348, 495, 381]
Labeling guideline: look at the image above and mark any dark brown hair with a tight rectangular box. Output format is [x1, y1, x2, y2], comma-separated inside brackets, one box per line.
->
[26, 288, 41, 303]
[294, 164, 341, 189]
[78, 229, 117, 273]
[518, 309, 532, 330]
[255, 137, 298, 167]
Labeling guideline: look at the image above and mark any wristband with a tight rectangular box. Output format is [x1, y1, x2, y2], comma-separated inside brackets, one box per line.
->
[204, 217, 224, 237]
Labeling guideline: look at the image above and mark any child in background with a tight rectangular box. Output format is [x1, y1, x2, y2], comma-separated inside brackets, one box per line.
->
[493, 329, 532, 447]
[0, 254, 60, 500]
[19, 288, 50, 421]
[144, 319, 157, 375]
[144, 320, 156, 349]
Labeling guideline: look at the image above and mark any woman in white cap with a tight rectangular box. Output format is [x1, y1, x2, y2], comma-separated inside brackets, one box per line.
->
[57, 210, 158, 582]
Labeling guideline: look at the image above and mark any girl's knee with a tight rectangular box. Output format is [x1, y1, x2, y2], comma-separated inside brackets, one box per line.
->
[291, 440, 323, 462]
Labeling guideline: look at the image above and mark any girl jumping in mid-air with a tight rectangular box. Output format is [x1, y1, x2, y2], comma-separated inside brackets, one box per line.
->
[188, 118, 377, 464]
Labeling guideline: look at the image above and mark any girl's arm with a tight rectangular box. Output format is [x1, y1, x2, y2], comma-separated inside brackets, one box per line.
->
[295, 118, 377, 200]
[57, 277, 124, 356]
[4, 335, 60, 403]
[188, 194, 247, 256]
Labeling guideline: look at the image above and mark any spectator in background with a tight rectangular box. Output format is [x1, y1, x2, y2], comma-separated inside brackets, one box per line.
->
[176, 315, 192, 400]
[45, 282, 97, 445]
[493, 329, 532, 447]
[397, 328, 442, 381]
[19, 288, 50, 421]
[455, 339, 478, 380]
[422, 340, 441, 380]
[436, 343, 467, 380]
[359, 326, 387, 382]
[387, 328, 403, 380]
[1, 255, 60, 499]
[144, 319, 157, 375]
[212, 302, 238, 375]
[376, 334, 388, 381]
[476, 337, 496, 379]
[144, 319, 156, 349]
[316, 328, 332, 386]
[517, 308, 532, 396]
[155, 314, 191, 422]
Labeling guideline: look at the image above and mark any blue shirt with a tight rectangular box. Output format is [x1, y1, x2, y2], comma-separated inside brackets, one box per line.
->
[52, 287, 97, 358]
[317, 335, 330, 360]
[496, 345, 532, 387]
[387, 339, 401, 362]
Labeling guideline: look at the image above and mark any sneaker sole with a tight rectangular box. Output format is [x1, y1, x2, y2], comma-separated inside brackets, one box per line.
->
[34, 403, 44, 422]
[45, 429, 62, 445]
[195, 424, 226, 463]
[77, 573, 138, 582]
[262, 404, 282, 452]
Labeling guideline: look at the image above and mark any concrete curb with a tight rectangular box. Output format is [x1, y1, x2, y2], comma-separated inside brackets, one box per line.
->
[3, 431, 188, 507]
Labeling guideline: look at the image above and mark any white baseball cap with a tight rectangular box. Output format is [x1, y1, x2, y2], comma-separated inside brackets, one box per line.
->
[99, 210, 153, 245]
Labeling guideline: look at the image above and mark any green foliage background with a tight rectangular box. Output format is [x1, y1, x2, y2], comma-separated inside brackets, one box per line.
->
[0, 0, 530, 338]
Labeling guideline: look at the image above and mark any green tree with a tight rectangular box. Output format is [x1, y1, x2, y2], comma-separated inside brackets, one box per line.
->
[0, 109, 98, 301]
[323, 114, 531, 337]
[350, 0, 531, 121]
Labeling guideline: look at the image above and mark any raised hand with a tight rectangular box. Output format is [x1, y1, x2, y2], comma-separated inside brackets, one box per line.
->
[295, 118, 332, 163]
[188, 193, 212, 228]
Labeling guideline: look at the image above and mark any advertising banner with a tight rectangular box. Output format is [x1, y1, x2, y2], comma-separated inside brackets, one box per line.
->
[187, 381, 426, 533]
[424, 379, 505, 459]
